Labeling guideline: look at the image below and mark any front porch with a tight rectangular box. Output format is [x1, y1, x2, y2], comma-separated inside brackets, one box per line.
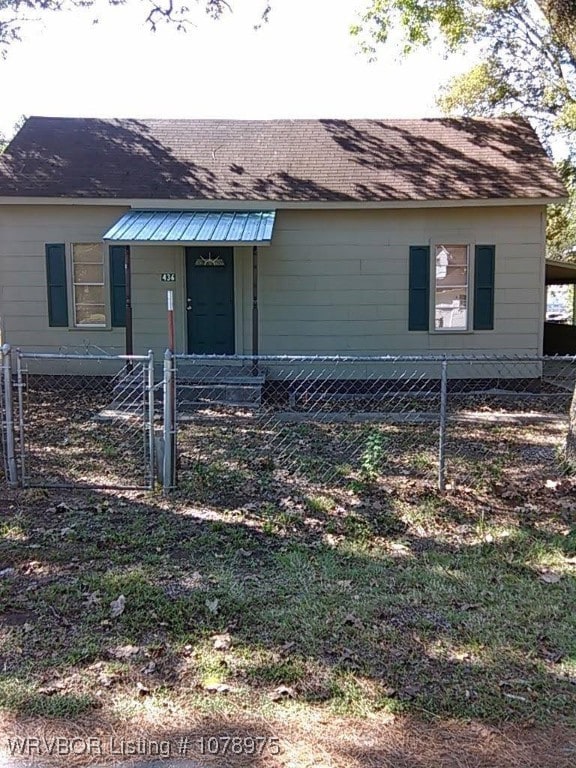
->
[103, 209, 276, 362]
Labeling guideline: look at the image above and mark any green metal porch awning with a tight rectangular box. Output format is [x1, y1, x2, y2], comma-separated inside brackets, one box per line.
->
[103, 210, 276, 246]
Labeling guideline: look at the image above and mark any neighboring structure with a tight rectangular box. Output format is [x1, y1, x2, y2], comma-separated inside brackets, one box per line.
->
[544, 259, 576, 354]
[0, 116, 567, 362]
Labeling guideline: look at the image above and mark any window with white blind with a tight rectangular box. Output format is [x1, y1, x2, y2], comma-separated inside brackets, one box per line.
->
[434, 244, 469, 331]
[72, 243, 106, 327]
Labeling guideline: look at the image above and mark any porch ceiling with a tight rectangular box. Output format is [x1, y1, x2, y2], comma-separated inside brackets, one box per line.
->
[103, 209, 276, 246]
[546, 259, 576, 285]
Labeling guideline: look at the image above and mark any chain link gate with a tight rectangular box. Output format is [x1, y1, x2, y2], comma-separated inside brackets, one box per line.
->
[15, 351, 156, 490]
[1, 344, 17, 486]
[0, 346, 574, 494]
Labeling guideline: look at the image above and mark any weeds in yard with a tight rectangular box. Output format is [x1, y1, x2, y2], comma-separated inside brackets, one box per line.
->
[305, 495, 336, 515]
[411, 451, 436, 472]
[101, 443, 120, 459]
[556, 443, 575, 475]
[0, 514, 27, 540]
[360, 428, 387, 482]
[259, 503, 299, 535]
[340, 514, 374, 543]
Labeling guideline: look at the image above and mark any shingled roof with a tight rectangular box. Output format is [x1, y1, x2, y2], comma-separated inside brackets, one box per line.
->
[0, 116, 566, 203]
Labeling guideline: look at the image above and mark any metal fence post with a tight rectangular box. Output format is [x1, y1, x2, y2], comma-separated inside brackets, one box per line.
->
[2, 345, 18, 487]
[163, 349, 175, 494]
[147, 351, 155, 489]
[438, 358, 448, 492]
[15, 350, 26, 486]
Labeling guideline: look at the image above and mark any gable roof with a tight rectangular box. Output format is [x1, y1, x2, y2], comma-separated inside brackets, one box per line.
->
[0, 116, 566, 203]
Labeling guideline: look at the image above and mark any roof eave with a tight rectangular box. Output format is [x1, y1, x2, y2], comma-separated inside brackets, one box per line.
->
[103, 239, 274, 247]
[0, 196, 567, 208]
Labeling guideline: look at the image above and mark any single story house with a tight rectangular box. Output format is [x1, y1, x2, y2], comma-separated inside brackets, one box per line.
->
[0, 116, 567, 372]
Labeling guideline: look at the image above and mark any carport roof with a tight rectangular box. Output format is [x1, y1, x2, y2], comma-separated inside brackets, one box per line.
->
[546, 259, 576, 284]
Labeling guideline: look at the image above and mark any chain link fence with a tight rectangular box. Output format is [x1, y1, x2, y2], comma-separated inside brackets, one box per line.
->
[14, 350, 156, 490]
[444, 357, 575, 490]
[173, 356, 443, 498]
[0, 345, 9, 485]
[171, 353, 576, 497]
[0, 347, 574, 494]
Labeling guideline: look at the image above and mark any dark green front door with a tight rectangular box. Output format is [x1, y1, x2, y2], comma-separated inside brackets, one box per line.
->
[185, 247, 235, 355]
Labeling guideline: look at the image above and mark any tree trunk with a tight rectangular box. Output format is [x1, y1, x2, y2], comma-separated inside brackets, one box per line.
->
[565, 384, 576, 468]
[536, 0, 576, 66]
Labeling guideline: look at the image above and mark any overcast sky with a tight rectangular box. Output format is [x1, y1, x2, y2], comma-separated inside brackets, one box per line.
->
[1, 0, 470, 140]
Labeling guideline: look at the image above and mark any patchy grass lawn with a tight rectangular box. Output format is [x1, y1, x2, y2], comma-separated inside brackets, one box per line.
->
[1, 448, 576, 765]
[2, 390, 576, 766]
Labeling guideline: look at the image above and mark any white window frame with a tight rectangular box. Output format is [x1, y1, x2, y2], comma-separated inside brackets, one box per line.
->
[69, 243, 109, 329]
[431, 242, 474, 334]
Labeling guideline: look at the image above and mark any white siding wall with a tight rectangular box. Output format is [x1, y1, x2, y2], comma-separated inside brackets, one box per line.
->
[0, 205, 129, 353]
[243, 207, 546, 355]
[0, 204, 546, 360]
[131, 245, 185, 355]
[0, 205, 189, 359]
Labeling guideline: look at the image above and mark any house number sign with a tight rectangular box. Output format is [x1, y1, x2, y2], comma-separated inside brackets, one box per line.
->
[161, 273, 176, 282]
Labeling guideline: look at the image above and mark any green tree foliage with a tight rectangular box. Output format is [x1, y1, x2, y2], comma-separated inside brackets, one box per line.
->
[548, 160, 576, 259]
[352, 0, 576, 466]
[353, 0, 575, 147]
[352, 0, 576, 253]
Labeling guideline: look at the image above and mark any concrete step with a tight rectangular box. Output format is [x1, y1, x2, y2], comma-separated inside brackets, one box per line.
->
[171, 361, 265, 408]
[110, 361, 267, 410]
[179, 374, 265, 385]
[178, 382, 262, 406]
[176, 363, 265, 383]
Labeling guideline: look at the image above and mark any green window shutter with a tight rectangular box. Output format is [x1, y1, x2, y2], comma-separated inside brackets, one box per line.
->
[109, 246, 126, 327]
[409, 246, 430, 331]
[474, 245, 496, 330]
[45, 244, 69, 327]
